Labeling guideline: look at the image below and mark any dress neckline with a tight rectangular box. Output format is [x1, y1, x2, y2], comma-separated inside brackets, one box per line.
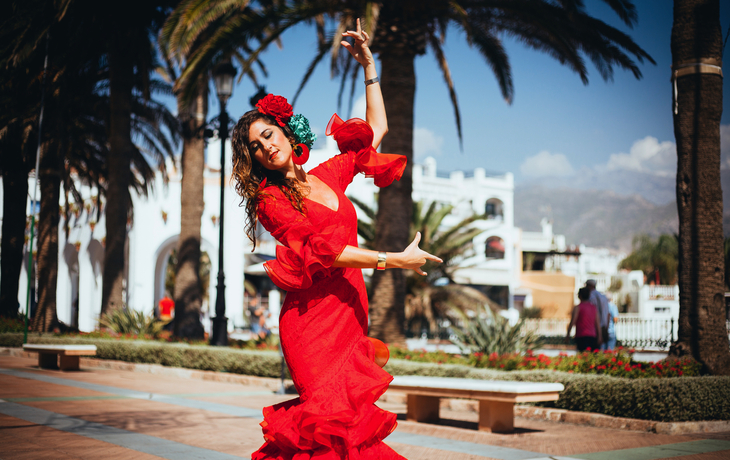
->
[306, 173, 339, 213]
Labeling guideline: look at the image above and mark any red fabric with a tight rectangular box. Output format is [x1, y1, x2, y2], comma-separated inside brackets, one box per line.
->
[325, 114, 406, 188]
[575, 301, 598, 338]
[252, 115, 406, 460]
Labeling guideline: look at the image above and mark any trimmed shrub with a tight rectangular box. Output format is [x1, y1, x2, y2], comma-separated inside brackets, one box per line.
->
[2, 333, 283, 378]
[385, 358, 730, 422]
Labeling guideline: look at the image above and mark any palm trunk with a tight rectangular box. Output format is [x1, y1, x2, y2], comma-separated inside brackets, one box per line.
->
[368, 52, 415, 346]
[101, 38, 134, 315]
[31, 144, 60, 332]
[0, 161, 29, 318]
[669, 0, 730, 374]
[173, 82, 207, 339]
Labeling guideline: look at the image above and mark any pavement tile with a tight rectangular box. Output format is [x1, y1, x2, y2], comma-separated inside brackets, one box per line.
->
[0, 413, 162, 460]
[2, 352, 729, 460]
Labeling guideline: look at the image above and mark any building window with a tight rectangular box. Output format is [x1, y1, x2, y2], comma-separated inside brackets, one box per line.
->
[485, 198, 504, 220]
[485, 236, 505, 259]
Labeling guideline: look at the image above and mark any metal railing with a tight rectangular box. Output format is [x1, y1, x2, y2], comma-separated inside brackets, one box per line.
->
[523, 318, 730, 351]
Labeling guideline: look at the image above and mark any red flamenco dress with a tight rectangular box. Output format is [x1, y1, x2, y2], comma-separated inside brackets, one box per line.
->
[251, 114, 407, 460]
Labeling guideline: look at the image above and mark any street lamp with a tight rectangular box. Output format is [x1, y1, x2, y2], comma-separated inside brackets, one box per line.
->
[210, 60, 236, 346]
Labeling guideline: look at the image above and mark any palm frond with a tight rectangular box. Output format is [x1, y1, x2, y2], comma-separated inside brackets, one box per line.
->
[427, 33, 463, 148]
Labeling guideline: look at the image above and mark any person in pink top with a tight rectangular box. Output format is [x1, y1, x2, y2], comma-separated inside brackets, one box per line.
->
[566, 287, 603, 352]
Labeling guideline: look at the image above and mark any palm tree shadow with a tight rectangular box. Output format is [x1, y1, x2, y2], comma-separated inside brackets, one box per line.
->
[395, 413, 543, 433]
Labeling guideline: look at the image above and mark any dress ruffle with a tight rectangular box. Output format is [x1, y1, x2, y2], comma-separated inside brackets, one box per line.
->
[263, 223, 349, 292]
[326, 114, 406, 188]
[251, 338, 402, 460]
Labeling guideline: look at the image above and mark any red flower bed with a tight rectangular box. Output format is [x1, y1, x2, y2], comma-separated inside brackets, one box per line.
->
[388, 345, 701, 379]
[470, 347, 701, 378]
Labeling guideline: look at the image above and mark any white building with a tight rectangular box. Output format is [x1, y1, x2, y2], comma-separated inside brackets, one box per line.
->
[5, 134, 525, 331]
[4, 132, 676, 333]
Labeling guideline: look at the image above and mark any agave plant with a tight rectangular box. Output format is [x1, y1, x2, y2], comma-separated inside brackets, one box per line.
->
[451, 305, 543, 356]
[99, 308, 168, 338]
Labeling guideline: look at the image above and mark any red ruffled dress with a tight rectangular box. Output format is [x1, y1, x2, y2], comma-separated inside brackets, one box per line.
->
[251, 114, 407, 460]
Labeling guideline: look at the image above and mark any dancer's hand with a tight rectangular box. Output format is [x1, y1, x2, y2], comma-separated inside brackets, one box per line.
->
[397, 232, 443, 276]
[342, 18, 374, 68]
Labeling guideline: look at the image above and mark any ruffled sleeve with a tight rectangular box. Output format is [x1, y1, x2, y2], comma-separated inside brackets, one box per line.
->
[324, 113, 406, 189]
[257, 189, 349, 292]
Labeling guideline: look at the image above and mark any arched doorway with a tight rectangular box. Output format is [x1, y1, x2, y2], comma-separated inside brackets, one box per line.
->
[485, 236, 506, 260]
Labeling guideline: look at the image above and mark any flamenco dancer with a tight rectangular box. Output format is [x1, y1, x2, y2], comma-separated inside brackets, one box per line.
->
[231, 19, 441, 460]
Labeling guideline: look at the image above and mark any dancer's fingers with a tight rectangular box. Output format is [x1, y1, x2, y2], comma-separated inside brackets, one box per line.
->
[426, 254, 443, 263]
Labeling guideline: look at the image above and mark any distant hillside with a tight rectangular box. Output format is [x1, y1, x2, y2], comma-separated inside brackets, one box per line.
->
[515, 169, 730, 252]
[514, 186, 679, 252]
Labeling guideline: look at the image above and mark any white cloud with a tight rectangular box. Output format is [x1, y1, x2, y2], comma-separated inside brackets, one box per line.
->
[413, 127, 444, 159]
[520, 150, 575, 177]
[604, 136, 676, 177]
[721, 124, 730, 170]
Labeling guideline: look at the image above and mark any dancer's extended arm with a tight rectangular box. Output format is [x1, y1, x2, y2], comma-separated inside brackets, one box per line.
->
[333, 232, 442, 276]
[342, 18, 387, 149]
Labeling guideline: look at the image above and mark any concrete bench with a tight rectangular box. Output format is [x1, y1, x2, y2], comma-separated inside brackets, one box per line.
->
[22, 344, 97, 371]
[389, 376, 564, 433]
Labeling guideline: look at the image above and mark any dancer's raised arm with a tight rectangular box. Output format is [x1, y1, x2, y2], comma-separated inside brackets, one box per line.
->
[342, 18, 387, 149]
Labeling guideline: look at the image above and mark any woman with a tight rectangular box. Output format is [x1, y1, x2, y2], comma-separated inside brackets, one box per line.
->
[566, 287, 603, 352]
[231, 20, 440, 460]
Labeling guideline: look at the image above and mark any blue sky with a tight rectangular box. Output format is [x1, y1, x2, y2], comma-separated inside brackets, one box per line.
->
[208, 1, 730, 200]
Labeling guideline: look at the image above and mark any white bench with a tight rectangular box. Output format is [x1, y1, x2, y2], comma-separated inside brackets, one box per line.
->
[22, 344, 97, 371]
[389, 376, 564, 433]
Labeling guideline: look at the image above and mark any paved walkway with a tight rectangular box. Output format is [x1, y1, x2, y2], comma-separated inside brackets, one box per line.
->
[1, 352, 729, 460]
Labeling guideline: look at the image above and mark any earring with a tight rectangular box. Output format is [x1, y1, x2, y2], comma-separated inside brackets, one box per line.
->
[292, 143, 309, 166]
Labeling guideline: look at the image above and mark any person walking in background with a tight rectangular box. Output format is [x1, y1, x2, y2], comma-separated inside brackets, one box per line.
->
[586, 279, 609, 350]
[567, 287, 602, 352]
[605, 292, 620, 350]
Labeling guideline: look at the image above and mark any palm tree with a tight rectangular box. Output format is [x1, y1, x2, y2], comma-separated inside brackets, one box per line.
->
[100, 1, 178, 316]
[619, 234, 678, 285]
[160, 0, 271, 338]
[1, 0, 179, 331]
[352, 197, 493, 335]
[0, 63, 37, 319]
[165, 0, 655, 344]
[668, 0, 730, 375]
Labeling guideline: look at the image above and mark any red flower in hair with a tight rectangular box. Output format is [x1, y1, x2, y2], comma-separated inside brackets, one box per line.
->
[256, 94, 293, 127]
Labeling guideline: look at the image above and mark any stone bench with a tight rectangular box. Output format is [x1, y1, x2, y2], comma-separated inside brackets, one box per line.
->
[22, 344, 97, 371]
[389, 375, 564, 433]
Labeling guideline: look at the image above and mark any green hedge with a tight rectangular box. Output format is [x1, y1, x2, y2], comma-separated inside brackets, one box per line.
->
[385, 359, 730, 422]
[3, 333, 729, 422]
[1, 333, 283, 378]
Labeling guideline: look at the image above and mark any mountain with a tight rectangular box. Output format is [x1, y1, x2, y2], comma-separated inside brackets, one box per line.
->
[514, 186, 678, 252]
[515, 169, 730, 252]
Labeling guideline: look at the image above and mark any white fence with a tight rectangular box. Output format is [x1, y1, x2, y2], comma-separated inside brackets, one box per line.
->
[523, 318, 730, 351]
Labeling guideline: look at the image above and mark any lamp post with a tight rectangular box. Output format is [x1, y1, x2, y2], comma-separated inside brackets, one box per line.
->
[210, 60, 236, 346]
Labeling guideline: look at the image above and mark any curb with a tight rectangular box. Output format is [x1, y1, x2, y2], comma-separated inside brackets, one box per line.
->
[5, 347, 728, 435]
[512, 405, 730, 435]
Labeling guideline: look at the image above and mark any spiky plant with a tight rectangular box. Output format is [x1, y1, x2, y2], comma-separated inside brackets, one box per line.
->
[451, 305, 543, 356]
[99, 308, 169, 338]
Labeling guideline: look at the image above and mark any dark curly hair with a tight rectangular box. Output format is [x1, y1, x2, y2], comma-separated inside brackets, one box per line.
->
[230, 109, 308, 250]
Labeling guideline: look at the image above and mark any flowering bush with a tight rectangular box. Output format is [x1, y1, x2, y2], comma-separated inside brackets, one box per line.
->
[0, 315, 26, 333]
[470, 347, 701, 378]
[388, 345, 701, 379]
[389, 347, 470, 366]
